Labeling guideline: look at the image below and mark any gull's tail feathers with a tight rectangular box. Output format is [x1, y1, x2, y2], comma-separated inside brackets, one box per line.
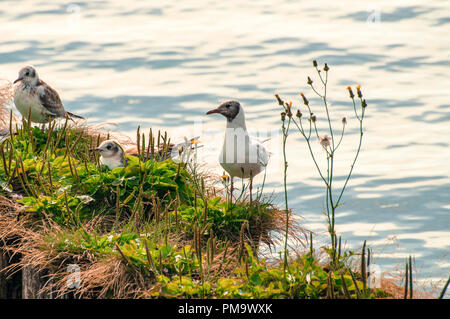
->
[66, 111, 85, 120]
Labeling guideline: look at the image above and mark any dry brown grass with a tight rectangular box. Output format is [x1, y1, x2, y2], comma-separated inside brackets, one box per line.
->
[0, 191, 304, 298]
[377, 273, 436, 299]
[0, 80, 14, 127]
[0, 195, 39, 286]
[0, 203, 143, 298]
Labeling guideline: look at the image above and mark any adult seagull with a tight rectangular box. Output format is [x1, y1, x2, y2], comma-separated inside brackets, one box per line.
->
[206, 100, 269, 197]
[13, 66, 84, 124]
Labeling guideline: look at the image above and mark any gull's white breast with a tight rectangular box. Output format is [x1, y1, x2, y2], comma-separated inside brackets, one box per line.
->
[100, 155, 124, 170]
[14, 85, 53, 123]
[219, 129, 269, 178]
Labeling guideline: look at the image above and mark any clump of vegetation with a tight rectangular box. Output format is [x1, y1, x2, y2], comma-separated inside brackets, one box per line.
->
[276, 60, 367, 272]
[0, 111, 309, 298]
[1, 63, 437, 299]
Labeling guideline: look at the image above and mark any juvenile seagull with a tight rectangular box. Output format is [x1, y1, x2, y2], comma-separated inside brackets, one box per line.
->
[125, 136, 201, 162]
[92, 137, 201, 170]
[206, 100, 269, 195]
[13, 66, 84, 124]
[93, 140, 126, 170]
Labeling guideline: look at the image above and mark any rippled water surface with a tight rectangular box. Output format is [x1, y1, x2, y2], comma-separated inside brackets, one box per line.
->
[0, 0, 449, 294]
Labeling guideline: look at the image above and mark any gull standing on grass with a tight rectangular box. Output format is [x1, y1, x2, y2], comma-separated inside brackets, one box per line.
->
[13, 66, 84, 124]
[92, 137, 201, 170]
[206, 100, 269, 198]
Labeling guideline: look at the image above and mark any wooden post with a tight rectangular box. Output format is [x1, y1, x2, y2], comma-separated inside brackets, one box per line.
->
[0, 248, 7, 299]
[22, 266, 53, 299]
[0, 248, 22, 299]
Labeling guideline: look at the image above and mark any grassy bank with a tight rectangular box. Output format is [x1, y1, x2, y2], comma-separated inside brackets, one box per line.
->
[0, 117, 391, 299]
[0, 118, 380, 298]
[1, 63, 443, 299]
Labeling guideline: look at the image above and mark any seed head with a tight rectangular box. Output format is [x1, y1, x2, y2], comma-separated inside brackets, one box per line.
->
[281, 112, 286, 122]
[319, 135, 331, 149]
[285, 101, 293, 117]
[356, 85, 363, 98]
[313, 60, 318, 67]
[307, 76, 313, 85]
[300, 92, 309, 106]
[296, 109, 302, 118]
[342, 117, 347, 125]
[361, 99, 367, 108]
[275, 94, 284, 106]
[346, 86, 354, 99]
[311, 114, 317, 123]
[323, 63, 329, 72]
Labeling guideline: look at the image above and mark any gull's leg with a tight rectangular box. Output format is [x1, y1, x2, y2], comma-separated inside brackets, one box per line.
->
[230, 177, 234, 204]
[249, 170, 253, 204]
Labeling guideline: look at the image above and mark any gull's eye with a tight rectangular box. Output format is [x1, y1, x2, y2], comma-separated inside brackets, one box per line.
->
[226, 103, 231, 108]
[25, 71, 29, 76]
[106, 145, 112, 150]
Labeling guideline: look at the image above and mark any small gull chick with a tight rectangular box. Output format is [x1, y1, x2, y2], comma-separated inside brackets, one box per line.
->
[13, 66, 84, 124]
[93, 140, 126, 170]
[125, 136, 201, 162]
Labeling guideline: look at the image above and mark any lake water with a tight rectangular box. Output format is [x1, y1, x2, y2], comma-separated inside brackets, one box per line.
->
[0, 0, 449, 296]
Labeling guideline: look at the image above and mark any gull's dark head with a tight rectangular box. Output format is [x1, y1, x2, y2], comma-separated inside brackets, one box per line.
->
[206, 100, 241, 122]
[91, 140, 123, 159]
[14, 66, 38, 85]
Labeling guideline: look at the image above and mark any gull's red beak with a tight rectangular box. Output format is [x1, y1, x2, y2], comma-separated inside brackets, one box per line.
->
[206, 108, 221, 115]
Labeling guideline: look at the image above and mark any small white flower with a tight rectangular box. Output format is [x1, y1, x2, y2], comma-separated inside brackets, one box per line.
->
[306, 273, 311, 284]
[287, 274, 295, 283]
[107, 235, 113, 243]
[175, 255, 182, 262]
